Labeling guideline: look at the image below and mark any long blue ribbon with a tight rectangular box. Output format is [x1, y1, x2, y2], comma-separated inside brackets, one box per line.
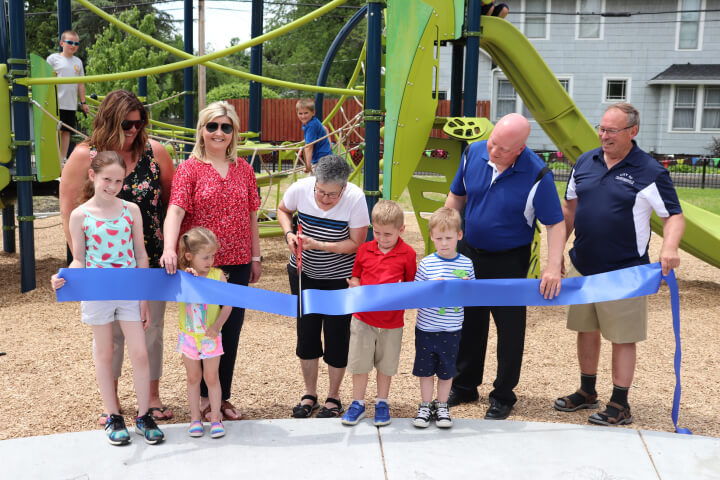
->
[55, 262, 690, 433]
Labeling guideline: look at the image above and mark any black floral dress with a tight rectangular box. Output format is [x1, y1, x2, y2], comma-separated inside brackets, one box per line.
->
[90, 143, 165, 267]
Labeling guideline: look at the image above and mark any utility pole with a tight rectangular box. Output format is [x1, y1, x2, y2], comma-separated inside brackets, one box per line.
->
[198, 0, 207, 110]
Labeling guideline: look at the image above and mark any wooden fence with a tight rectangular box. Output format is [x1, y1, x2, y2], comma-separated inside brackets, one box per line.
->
[227, 98, 490, 144]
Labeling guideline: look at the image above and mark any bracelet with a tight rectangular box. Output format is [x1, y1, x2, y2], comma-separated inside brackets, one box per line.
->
[284, 231, 293, 243]
[251, 256, 263, 263]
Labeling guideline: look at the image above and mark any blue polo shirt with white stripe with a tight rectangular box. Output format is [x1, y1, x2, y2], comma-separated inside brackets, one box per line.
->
[566, 142, 682, 276]
[449, 140, 563, 251]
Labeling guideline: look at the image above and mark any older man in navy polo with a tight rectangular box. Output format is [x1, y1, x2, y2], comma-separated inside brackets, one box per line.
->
[445, 113, 566, 420]
[554, 103, 684, 426]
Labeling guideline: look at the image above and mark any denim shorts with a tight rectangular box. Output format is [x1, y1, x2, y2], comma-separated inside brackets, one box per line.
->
[412, 329, 461, 380]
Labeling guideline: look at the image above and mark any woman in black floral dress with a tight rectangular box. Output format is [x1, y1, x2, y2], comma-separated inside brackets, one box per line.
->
[60, 90, 175, 424]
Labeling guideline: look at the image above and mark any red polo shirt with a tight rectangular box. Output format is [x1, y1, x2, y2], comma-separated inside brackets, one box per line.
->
[351, 237, 417, 328]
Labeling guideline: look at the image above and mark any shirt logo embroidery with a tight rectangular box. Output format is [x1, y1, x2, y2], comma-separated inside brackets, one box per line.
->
[615, 173, 635, 185]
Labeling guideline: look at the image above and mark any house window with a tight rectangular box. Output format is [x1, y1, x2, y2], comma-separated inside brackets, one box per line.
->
[577, 0, 602, 39]
[524, 0, 549, 39]
[671, 86, 720, 131]
[495, 79, 517, 120]
[604, 78, 629, 102]
[677, 0, 704, 50]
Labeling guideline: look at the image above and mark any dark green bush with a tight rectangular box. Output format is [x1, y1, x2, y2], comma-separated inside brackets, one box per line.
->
[206, 83, 280, 103]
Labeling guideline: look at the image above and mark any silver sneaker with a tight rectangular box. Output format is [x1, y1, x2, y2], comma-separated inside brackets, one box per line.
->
[413, 402, 433, 428]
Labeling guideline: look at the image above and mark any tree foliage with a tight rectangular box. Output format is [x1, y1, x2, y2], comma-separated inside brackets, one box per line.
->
[207, 82, 280, 103]
[262, 0, 366, 97]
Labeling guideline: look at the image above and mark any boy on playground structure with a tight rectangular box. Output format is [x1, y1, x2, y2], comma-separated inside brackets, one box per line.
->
[46, 30, 90, 161]
[412, 207, 475, 428]
[341, 200, 417, 427]
[296, 98, 332, 174]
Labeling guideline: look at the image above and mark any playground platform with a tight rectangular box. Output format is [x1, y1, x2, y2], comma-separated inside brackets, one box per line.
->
[2, 418, 718, 479]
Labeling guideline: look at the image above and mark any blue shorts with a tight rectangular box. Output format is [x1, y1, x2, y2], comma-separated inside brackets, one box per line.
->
[412, 329, 461, 380]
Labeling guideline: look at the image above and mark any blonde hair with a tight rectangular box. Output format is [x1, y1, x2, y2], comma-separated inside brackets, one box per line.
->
[371, 200, 404, 228]
[191, 101, 241, 162]
[296, 98, 315, 112]
[178, 227, 220, 270]
[85, 90, 148, 160]
[61, 30, 79, 41]
[429, 207, 462, 234]
[81, 151, 126, 202]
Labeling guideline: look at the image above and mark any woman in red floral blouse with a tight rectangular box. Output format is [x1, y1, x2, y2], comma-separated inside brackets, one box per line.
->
[161, 101, 261, 421]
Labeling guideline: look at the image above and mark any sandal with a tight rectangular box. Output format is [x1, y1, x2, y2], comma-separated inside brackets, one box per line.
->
[588, 402, 633, 426]
[292, 394, 319, 418]
[147, 406, 174, 421]
[221, 400, 242, 421]
[554, 389, 599, 412]
[316, 397, 344, 418]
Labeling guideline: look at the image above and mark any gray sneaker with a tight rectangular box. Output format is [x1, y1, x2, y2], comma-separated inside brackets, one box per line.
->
[434, 401, 453, 428]
[413, 402, 433, 428]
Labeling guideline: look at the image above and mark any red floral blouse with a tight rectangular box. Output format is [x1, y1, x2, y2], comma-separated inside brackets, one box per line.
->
[169, 157, 260, 266]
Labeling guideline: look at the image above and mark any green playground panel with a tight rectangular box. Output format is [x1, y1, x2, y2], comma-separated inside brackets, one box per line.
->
[0, 64, 11, 171]
[30, 54, 61, 182]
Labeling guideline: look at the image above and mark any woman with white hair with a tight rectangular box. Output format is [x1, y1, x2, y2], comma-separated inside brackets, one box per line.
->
[161, 101, 262, 422]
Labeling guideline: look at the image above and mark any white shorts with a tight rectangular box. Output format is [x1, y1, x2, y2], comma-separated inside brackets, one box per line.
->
[81, 300, 142, 326]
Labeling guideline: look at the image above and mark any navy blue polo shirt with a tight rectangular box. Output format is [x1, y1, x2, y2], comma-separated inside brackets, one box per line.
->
[449, 140, 563, 251]
[566, 142, 682, 275]
[302, 116, 333, 164]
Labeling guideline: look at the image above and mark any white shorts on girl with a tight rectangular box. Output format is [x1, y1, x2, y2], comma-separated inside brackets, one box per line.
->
[81, 300, 142, 326]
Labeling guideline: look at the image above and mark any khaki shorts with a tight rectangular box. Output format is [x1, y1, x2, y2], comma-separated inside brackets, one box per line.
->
[566, 266, 648, 343]
[347, 317, 403, 376]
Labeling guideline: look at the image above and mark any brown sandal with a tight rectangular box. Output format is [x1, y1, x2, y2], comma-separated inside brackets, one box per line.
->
[554, 389, 599, 412]
[588, 401, 633, 426]
[221, 400, 242, 420]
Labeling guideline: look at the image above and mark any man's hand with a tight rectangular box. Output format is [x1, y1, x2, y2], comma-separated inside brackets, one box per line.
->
[659, 246, 681, 276]
[539, 265, 562, 300]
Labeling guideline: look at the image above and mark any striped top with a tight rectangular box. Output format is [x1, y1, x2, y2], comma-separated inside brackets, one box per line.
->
[415, 253, 475, 332]
[282, 176, 370, 280]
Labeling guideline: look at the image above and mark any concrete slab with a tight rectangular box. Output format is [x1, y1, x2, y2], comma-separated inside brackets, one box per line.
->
[1, 419, 385, 480]
[379, 419, 657, 480]
[640, 429, 720, 480]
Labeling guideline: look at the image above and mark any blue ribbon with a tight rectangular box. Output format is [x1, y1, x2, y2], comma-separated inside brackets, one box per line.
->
[55, 262, 690, 434]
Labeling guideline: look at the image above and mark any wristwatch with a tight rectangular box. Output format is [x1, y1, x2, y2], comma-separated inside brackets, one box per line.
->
[251, 256, 263, 263]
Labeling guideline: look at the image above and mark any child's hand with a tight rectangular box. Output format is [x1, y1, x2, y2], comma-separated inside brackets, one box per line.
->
[50, 273, 66, 290]
[185, 267, 199, 276]
[346, 277, 360, 288]
[140, 301, 150, 330]
[206, 325, 220, 339]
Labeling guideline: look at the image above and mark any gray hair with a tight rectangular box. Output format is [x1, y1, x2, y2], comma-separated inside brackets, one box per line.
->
[314, 155, 352, 185]
[606, 102, 640, 128]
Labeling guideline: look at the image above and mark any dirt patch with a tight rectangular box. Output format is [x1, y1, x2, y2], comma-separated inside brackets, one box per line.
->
[0, 210, 718, 440]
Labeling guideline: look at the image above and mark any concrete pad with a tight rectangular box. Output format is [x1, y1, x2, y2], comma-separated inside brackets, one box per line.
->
[640, 430, 720, 480]
[379, 419, 657, 479]
[1, 419, 385, 480]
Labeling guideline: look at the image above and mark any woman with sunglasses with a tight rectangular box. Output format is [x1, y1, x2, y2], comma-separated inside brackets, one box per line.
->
[277, 155, 369, 418]
[160, 101, 261, 422]
[60, 89, 176, 424]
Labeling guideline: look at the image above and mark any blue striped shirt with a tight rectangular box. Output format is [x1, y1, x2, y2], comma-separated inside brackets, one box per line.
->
[415, 253, 475, 332]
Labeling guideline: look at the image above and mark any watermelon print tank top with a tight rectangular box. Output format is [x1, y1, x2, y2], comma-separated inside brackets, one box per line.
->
[82, 201, 137, 269]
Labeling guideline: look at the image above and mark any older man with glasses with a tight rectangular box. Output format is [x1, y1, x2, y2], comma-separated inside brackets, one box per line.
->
[278, 155, 370, 419]
[554, 102, 685, 426]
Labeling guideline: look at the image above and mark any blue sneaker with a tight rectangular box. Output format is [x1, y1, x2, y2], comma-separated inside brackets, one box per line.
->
[135, 412, 165, 445]
[104, 414, 130, 446]
[374, 401, 391, 426]
[341, 401, 366, 426]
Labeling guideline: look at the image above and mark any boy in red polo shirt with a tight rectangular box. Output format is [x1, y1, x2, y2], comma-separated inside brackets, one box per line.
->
[341, 200, 417, 427]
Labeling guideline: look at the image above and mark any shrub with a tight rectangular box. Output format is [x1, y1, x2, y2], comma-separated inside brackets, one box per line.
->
[707, 137, 720, 158]
[206, 83, 280, 103]
[547, 161, 569, 171]
[668, 164, 695, 173]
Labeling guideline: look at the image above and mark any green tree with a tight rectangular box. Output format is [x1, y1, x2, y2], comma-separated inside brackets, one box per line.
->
[263, 0, 366, 97]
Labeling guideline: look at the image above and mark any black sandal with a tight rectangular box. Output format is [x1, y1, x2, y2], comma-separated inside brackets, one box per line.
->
[316, 397, 344, 418]
[291, 394, 319, 418]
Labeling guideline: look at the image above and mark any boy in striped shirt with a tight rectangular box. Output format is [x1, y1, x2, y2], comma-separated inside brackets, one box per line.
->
[412, 207, 475, 428]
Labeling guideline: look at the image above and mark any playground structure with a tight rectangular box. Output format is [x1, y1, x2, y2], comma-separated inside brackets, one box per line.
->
[1, 0, 719, 293]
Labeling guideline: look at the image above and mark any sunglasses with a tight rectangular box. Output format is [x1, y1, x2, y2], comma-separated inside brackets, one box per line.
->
[121, 120, 144, 131]
[205, 122, 233, 134]
[63, 40, 80, 46]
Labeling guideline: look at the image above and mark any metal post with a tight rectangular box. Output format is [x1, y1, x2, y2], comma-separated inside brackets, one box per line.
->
[249, 0, 264, 172]
[9, 0, 35, 292]
[463, 0, 481, 117]
[183, 0, 194, 157]
[2, 205, 14, 253]
[363, 0, 383, 238]
[57, 0, 72, 41]
[701, 158, 707, 189]
[138, 76, 147, 102]
[450, 42, 464, 116]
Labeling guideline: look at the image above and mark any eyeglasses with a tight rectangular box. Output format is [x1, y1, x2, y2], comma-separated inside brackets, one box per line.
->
[595, 124, 635, 135]
[63, 40, 80, 46]
[121, 120, 144, 131]
[205, 122, 234, 134]
[314, 183, 344, 199]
